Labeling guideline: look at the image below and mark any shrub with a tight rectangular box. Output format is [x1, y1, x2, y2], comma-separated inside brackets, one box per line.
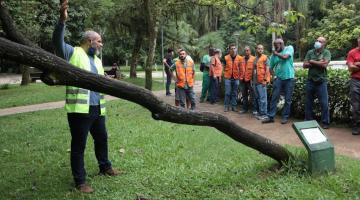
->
[0, 84, 10, 90]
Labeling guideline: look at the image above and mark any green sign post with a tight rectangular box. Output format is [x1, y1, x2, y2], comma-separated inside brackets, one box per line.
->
[292, 120, 335, 174]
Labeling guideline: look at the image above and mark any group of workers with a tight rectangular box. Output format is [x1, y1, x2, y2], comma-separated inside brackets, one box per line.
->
[164, 36, 360, 136]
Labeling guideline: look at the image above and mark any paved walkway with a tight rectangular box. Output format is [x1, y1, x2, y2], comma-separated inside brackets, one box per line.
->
[1, 77, 359, 159]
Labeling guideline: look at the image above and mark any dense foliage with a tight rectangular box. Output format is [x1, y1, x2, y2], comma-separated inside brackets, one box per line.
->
[2, 0, 360, 65]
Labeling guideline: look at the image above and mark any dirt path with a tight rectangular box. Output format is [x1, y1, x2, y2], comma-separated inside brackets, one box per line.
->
[1, 80, 359, 159]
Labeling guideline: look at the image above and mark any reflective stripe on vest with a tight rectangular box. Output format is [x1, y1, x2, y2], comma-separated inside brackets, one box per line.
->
[65, 47, 106, 115]
[175, 59, 194, 88]
[66, 88, 88, 95]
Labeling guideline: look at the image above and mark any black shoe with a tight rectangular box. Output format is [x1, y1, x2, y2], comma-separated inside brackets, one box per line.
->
[281, 119, 288, 124]
[231, 107, 238, 112]
[322, 124, 330, 129]
[352, 127, 360, 135]
[262, 118, 274, 123]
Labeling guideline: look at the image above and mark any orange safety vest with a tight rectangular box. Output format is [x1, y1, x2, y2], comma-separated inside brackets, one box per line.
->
[209, 56, 223, 77]
[224, 55, 243, 79]
[175, 58, 195, 88]
[240, 55, 256, 81]
[255, 54, 271, 84]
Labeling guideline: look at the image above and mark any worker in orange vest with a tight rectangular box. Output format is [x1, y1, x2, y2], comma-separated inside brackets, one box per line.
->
[209, 49, 223, 104]
[223, 43, 243, 112]
[171, 49, 196, 110]
[253, 44, 271, 120]
[239, 46, 257, 114]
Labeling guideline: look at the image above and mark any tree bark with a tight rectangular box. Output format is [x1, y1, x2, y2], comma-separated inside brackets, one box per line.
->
[20, 65, 30, 85]
[0, 37, 292, 164]
[143, 0, 158, 90]
[130, 30, 143, 79]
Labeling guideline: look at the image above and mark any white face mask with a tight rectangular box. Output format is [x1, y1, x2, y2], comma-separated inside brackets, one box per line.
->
[314, 41, 322, 49]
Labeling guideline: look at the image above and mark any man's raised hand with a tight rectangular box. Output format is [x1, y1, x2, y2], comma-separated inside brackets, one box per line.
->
[60, 0, 69, 23]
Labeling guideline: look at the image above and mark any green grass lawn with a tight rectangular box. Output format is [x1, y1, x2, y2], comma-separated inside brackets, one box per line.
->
[0, 78, 165, 109]
[0, 100, 359, 199]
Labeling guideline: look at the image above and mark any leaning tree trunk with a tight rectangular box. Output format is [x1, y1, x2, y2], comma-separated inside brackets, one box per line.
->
[0, 37, 292, 165]
[130, 31, 143, 79]
[0, 0, 292, 165]
[0, 0, 34, 86]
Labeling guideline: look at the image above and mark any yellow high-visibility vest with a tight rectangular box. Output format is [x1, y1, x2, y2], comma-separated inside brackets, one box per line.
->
[65, 47, 106, 115]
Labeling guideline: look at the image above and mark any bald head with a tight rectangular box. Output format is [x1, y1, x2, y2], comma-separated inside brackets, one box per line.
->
[256, 44, 264, 55]
[81, 30, 101, 45]
[315, 36, 327, 50]
[80, 30, 103, 56]
[317, 36, 326, 44]
[274, 38, 284, 52]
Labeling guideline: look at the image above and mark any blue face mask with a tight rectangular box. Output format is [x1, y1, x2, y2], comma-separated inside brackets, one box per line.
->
[88, 47, 96, 56]
[314, 41, 322, 49]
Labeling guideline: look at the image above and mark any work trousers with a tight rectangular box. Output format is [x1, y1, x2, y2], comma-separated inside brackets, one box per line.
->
[67, 105, 112, 186]
[305, 80, 330, 125]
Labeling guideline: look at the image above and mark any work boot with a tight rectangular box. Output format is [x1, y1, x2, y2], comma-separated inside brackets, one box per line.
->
[231, 107, 238, 112]
[76, 183, 94, 193]
[224, 106, 230, 112]
[99, 168, 121, 176]
[322, 123, 330, 129]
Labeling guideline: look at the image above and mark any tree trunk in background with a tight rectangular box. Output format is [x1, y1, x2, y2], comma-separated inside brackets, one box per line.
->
[130, 31, 143, 78]
[20, 65, 30, 85]
[144, 24, 158, 90]
[144, 0, 158, 90]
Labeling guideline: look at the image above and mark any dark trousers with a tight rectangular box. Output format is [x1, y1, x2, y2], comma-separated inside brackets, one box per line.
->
[305, 80, 330, 125]
[240, 81, 256, 112]
[210, 77, 220, 103]
[165, 69, 172, 95]
[350, 78, 360, 126]
[67, 105, 112, 186]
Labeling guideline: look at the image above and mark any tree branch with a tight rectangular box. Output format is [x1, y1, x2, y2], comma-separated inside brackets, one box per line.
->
[0, 37, 292, 164]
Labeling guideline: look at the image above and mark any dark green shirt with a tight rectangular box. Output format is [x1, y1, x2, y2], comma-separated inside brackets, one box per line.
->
[304, 48, 331, 82]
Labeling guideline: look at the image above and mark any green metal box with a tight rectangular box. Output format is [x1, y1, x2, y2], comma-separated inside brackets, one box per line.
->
[292, 120, 335, 174]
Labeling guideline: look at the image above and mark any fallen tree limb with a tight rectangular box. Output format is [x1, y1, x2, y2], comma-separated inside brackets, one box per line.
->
[0, 37, 292, 164]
